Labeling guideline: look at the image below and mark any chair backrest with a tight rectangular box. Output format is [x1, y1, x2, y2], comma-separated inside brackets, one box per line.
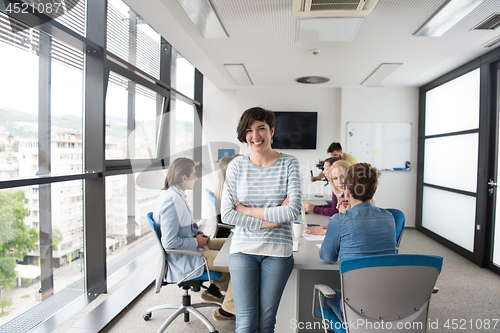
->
[339, 254, 443, 332]
[206, 188, 217, 207]
[386, 208, 405, 248]
[147, 212, 169, 294]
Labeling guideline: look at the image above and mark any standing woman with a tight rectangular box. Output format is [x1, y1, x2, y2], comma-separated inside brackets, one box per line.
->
[221, 107, 302, 332]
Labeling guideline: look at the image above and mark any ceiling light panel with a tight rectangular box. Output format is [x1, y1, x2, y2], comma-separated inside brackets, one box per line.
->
[362, 63, 403, 86]
[175, 0, 228, 38]
[414, 0, 485, 37]
[224, 64, 253, 85]
[296, 17, 364, 41]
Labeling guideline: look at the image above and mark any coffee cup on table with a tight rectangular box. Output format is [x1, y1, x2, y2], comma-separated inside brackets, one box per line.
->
[293, 222, 305, 238]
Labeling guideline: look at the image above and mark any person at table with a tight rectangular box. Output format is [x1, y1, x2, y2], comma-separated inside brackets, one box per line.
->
[319, 162, 396, 323]
[221, 107, 302, 332]
[153, 157, 235, 321]
[305, 159, 352, 235]
[214, 154, 240, 238]
[310, 142, 358, 181]
[304, 157, 341, 215]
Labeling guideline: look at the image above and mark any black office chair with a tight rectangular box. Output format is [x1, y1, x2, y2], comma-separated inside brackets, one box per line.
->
[144, 212, 222, 333]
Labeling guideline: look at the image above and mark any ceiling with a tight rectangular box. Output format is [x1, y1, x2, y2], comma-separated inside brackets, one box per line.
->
[124, 0, 500, 89]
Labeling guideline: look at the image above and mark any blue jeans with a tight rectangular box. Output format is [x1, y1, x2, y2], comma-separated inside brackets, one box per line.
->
[229, 253, 294, 333]
[324, 289, 343, 324]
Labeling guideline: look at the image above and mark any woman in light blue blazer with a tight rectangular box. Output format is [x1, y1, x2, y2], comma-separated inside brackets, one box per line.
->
[153, 157, 235, 320]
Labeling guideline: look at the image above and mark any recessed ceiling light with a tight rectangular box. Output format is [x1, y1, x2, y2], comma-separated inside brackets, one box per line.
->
[296, 17, 364, 42]
[175, 0, 228, 38]
[414, 0, 484, 37]
[224, 64, 253, 85]
[362, 63, 403, 86]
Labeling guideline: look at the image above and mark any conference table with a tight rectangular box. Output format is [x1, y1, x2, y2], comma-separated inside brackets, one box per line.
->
[213, 195, 339, 333]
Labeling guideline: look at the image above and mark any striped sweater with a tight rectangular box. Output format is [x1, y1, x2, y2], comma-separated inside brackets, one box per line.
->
[221, 153, 302, 255]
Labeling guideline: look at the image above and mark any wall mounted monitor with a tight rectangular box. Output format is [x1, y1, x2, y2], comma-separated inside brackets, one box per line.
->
[273, 111, 317, 149]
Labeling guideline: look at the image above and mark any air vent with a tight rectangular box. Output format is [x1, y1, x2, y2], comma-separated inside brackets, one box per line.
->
[295, 76, 330, 84]
[293, 0, 379, 17]
[473, 13, 500, 30]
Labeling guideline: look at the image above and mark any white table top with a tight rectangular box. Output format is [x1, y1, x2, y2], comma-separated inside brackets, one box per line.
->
[213, 213, 339, 271]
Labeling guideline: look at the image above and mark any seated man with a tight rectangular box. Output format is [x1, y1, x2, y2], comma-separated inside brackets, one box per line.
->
[310, 142, 357, 181]
[327, 142, 357, 165]
[319, 162, 396, 323]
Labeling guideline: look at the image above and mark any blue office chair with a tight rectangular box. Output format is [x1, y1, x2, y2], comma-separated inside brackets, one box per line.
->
[144, 212, 222, 333]
[386, 208, 405, 252]
[312, 254, 442, 333]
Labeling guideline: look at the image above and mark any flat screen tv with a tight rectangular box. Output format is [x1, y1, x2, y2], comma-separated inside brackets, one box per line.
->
[272, 111, 317, 149]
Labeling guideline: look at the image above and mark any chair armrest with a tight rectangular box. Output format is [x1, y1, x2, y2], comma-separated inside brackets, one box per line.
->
[314, 284, 336, 298]
[218, 223, 235, 230]
[166, 249, 203, 257]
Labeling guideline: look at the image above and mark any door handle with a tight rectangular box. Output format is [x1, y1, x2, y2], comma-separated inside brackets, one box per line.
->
[488, 179, 497, 187]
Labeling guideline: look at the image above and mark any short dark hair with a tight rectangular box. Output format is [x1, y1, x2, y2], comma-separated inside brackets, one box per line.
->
[324, 157, 340, 166]
[236, 107, 276, 143]
[327, 142, 342, 153]
[344, 163, 381, 202]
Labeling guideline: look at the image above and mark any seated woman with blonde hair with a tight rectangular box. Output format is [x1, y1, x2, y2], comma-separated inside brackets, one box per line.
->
[305, 159, 352, 235]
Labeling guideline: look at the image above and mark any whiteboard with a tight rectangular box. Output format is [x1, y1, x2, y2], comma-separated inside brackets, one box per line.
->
[346, 122, 411, 171]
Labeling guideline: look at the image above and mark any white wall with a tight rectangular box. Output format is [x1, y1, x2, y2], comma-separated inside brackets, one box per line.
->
[202, 80, 419, 226]
[235, 87, 341, 197]
[341, 86, 419, 226]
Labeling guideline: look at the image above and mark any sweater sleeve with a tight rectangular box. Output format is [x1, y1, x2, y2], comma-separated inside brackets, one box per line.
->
[221, 160, 262, 230]
[159, 197, 198, 251]
[312, 193, 339, 216]
[263, 156, 302, 223]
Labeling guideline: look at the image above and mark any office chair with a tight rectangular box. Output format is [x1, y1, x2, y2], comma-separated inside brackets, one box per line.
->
[206, 188, 234, 238]
[312, 254, 443, 333]
[144, 212, 222, 333]
[386, 208, 405, 252]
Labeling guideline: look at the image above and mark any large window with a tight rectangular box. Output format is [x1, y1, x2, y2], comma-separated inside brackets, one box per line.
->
[0, 1, 201, 330]
[105, 72, 163, 160]
[420, 69, 480, 253]
[107, 0, 160, 80]
[172, 51, 195, 99]
[105, 171, 161, 276]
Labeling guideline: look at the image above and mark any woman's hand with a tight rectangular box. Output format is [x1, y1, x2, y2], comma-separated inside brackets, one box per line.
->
[304, 202, 315, 212]
[260, 220, 279, 229]
[195, 233, 210, 248]
[305, 226, 326, 235]
[280, 196, 290, 206]
[337, 197, 350, 213]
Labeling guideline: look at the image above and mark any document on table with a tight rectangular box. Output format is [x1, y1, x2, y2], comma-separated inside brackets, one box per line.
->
[293, 241, 299, 252]
[303, 233, 325, 242]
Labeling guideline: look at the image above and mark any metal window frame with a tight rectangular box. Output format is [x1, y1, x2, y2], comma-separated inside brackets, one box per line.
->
[0, 0, 204, 329]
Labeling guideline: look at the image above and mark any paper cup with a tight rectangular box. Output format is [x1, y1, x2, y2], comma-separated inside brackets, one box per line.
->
[293, 222, 305, 238]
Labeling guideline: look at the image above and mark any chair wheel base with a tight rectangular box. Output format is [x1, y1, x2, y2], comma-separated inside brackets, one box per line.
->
[143, 313, 152, 321]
